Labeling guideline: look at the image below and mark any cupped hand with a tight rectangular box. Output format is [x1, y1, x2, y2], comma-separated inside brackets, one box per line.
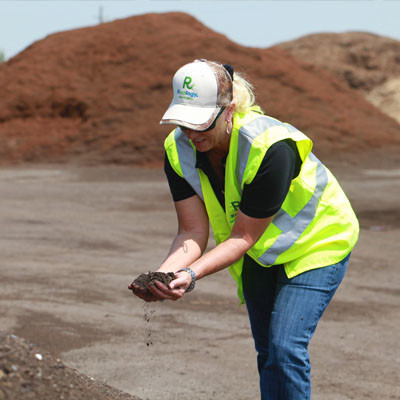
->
[128, 282, 159, 302]
[147, 270, 192, 301]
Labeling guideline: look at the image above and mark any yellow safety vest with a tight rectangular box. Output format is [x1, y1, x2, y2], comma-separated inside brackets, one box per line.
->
[165, 107, 359, 303]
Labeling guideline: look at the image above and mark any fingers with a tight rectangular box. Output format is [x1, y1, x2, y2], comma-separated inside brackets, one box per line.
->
[128, 280, 183, 302]
[128, 271, 190, 302]
[128, 282, 159, 302]
[148, 280, 185, 301]
[169, 274, 189, 290]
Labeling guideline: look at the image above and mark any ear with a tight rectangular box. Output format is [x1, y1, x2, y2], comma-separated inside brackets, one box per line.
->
[225, 102, 235, 122]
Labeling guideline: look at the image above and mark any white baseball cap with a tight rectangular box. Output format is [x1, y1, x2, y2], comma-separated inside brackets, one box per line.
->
[160, 59, 233, 131]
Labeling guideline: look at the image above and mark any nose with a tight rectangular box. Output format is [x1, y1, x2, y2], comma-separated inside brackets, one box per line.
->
[182, 128, 197, 140]
[187, 130, 196, 140]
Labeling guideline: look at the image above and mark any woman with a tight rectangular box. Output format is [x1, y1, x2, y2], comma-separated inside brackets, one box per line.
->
[130, 59, 359, 399]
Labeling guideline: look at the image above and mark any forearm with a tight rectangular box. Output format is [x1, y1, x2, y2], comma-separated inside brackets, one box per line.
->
[149, 212, 273, 300]
[157, 231, 209, 273]
[186, 213, 273, 281]
[186, 234, 251, 280]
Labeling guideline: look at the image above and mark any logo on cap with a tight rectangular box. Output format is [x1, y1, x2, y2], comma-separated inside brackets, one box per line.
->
[182, 76, 194, 90]
[177, 76, 198, 101]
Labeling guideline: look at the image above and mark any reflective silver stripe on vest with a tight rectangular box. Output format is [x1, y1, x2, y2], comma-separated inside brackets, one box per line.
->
[236, 116, 286, 189]
[258, 153, 328, 265]
[175, 129, 204, 201]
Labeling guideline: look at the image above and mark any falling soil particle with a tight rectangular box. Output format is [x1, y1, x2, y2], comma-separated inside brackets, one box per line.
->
[129, 272, 176, 348]
[143, 304, 155, 347]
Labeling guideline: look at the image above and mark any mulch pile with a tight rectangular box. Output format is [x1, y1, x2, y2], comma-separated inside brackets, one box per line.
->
[0, 333, 141, 400]
[278, 32, 400, 124]
[0, 12, 399, 166]
[278, 32, 400, 93]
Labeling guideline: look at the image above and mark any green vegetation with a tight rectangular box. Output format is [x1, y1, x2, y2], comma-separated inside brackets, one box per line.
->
[0, 50, 5, 63]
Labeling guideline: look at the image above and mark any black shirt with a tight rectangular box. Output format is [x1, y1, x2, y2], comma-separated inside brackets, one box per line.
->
[164, 139, 302, 218]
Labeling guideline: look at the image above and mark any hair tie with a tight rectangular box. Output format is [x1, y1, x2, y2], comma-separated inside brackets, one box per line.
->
[223, 64, 234, 81]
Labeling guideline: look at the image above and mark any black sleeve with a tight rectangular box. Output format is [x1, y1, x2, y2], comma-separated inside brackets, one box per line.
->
[240, 140, 300, 218]
[164, 153, 196, 202]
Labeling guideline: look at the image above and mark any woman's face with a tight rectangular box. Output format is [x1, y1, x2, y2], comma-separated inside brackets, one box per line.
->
[179, 106, 233, 153]
[181, 126, 222, 152]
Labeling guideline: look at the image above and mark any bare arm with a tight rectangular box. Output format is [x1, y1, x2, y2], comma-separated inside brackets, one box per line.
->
[185, 211, 273, 280]
[130, 194, 209, 301]
[151, 209, 273, 300]
[157, 194, 210, 272]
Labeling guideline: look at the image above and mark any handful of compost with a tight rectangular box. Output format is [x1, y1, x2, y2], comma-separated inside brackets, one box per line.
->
[128, 271, 176, 295]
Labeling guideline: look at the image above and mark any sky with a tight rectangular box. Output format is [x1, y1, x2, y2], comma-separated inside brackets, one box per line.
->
[1, 0, 400, 60]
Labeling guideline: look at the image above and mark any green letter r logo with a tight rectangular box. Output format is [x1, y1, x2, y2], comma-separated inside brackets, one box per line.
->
[183, 76, 194, 89]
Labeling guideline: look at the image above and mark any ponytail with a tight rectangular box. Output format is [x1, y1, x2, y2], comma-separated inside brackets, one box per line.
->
[232, 72, 256, 113]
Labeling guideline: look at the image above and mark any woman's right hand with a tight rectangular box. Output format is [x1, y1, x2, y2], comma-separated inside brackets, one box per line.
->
[128, 281, 160, 302]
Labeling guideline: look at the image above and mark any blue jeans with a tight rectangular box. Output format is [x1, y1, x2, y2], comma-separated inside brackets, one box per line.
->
[242, 253, 350, 400]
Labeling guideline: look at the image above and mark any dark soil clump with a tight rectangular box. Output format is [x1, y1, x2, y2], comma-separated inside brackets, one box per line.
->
[130, 272, 176, 295]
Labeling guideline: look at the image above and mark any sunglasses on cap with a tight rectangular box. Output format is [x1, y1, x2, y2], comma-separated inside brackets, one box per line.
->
[179, 106, 226, 133]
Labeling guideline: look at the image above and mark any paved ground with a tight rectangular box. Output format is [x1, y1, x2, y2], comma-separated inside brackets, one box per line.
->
[1, 161, 399, 400]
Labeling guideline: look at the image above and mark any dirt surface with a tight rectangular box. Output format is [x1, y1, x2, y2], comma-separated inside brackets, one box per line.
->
[1, 160, 399, 400]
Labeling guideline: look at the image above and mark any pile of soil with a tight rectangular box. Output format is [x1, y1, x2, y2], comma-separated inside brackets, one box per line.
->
[0, 13, 399, 166]
[0, 333, 141, 400]
[278, 32, 400, 123]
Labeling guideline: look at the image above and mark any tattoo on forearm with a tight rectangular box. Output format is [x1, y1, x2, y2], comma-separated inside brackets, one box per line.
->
[183, 242, 188, 253]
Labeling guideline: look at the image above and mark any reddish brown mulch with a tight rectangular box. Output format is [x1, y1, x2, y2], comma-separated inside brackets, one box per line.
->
[0, 13, 399, 166]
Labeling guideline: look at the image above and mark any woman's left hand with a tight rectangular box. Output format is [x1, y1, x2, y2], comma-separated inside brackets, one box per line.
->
[148, 270, 192, 301]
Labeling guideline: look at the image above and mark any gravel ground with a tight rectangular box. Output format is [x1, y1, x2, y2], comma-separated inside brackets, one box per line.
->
[1, 162, 399, 400]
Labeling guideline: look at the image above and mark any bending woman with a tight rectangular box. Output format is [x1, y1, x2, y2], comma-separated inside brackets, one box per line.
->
[130, 59, 359, 400]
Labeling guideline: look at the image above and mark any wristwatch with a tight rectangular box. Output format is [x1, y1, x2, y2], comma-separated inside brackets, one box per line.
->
[177, 267, 196, 292]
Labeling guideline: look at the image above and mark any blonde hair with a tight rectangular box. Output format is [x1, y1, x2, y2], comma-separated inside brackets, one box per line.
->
[232, 72, 256, 114]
